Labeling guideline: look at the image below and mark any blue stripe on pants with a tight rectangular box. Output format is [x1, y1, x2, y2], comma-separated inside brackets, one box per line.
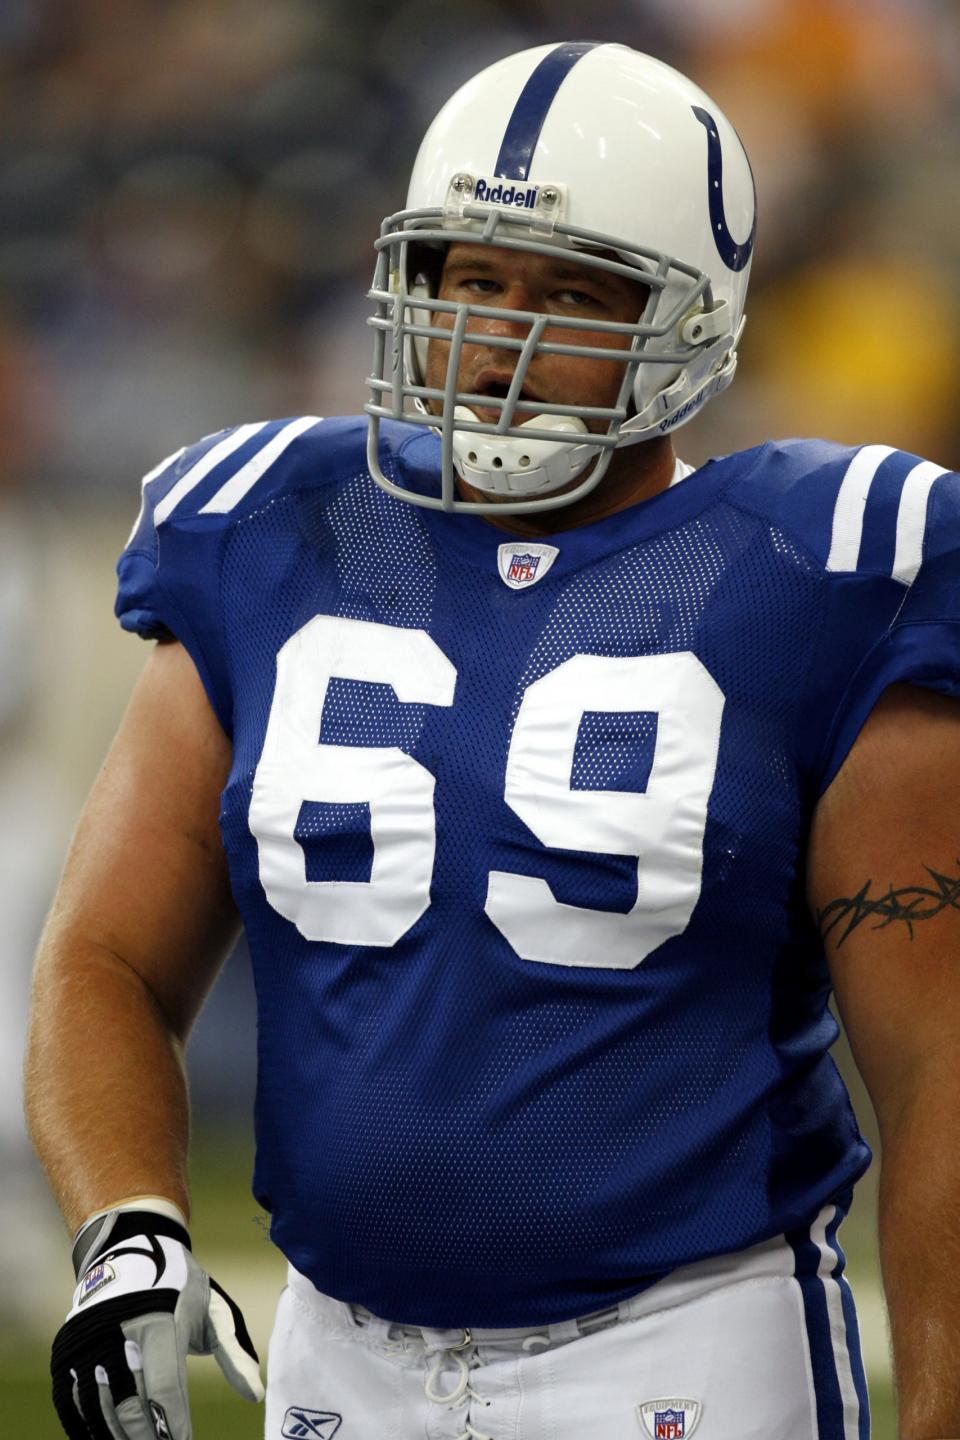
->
[787, 1206, 869, 1438]
[828, 1212, 871, 1439]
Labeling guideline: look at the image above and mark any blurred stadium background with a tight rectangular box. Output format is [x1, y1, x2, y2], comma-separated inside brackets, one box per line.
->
[3, 0, 958, 1432]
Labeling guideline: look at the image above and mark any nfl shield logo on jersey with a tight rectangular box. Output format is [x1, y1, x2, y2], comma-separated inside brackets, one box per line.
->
[637, 1398, 702, 1439]
[509, 551, 540, 583]
[497, 541, 559, 590]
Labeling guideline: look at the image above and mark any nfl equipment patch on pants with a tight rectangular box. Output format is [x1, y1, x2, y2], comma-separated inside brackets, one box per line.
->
[264, 1206, 869, 1439]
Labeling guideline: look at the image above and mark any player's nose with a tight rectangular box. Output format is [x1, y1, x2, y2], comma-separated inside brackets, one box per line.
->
[473, 282, 537, 337]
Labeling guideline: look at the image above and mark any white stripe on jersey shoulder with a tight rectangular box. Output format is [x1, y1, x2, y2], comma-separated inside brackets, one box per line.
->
[153, 422, 269, 526]
[809, 1205, 862, 1440]
[126, 445, 187, 545]
[892, 458, 949, 585]
[199, 415, 324, 515]
[825, 444, 895, 574]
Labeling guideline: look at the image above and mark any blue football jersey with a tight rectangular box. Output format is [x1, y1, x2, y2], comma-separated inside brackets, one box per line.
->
[116, 418, 960, 1326]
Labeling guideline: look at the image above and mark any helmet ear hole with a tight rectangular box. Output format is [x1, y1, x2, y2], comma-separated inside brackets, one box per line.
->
[407, 242, 445, 297]
[406, 244, 447, 392]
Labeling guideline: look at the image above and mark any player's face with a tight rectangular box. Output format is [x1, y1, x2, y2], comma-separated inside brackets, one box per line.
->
[424, 243, 649, 434]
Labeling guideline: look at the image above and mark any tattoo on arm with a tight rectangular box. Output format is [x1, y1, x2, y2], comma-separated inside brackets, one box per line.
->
[817, 863, 960, 947]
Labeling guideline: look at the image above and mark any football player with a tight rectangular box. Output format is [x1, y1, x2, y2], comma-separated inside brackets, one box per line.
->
[26, 41, 960, 1440]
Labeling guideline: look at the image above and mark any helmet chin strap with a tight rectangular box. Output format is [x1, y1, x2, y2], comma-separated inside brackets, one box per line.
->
[450, 407, 603, 496]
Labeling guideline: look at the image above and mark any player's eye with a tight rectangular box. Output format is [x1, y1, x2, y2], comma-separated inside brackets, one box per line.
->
[461, 278, 501, 295]
[554, 288, 604, 308]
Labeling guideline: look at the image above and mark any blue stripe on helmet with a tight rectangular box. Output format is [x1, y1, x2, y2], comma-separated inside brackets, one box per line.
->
[494, 42, 600, 181]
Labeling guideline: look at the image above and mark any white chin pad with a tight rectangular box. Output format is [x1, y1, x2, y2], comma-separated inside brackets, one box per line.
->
[451, 408, 601, 495]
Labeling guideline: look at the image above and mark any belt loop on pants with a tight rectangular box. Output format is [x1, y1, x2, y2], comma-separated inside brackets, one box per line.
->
[575, 1303, 623, 1338]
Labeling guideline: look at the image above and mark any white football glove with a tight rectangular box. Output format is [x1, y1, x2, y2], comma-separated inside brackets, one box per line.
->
[51, 1205, 264, 1439]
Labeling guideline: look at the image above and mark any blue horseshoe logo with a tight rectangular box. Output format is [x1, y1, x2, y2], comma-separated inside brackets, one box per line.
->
[692, 106, 756, 273]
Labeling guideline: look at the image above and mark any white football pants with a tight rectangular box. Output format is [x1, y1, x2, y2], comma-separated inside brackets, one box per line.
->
[264, 1204, 869, 1440]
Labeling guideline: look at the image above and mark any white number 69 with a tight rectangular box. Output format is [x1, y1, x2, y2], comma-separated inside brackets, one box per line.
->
[250, 617, 724, 969]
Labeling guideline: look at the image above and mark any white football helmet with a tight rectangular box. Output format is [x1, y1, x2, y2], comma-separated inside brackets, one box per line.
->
[366, 42, 756, 514]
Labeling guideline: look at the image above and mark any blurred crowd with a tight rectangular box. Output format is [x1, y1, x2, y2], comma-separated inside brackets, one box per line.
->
[1, 0, 957, 1347]
[0, 0, 956, 496]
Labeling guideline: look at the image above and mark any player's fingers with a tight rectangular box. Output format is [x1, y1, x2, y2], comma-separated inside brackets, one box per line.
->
[206, 1280, 264, 1403]
[94, 1364, 138, 1440]
[122, 1329, 189, 1439]
[50, 1365, 93, 1439]
[99, 1355, 173, 1440]
[73, 1365, 117, 1440]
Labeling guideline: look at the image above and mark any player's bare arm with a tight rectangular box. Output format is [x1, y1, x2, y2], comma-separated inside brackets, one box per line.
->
[26, 639, 265, 1437]
[809, 682, 960, 1439]
[25, 636, 240, 1231]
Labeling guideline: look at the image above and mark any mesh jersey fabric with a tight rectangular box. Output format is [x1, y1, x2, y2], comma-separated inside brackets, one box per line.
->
[116, 417, 960, 1327]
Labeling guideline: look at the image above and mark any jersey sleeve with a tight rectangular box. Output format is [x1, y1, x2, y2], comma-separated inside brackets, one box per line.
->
[115, 427, 258, 736]
[810, 461, 960, 796]
[116, 415, 332, 735]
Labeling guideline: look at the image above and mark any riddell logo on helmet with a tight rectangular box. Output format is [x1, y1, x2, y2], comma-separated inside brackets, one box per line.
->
[659, 395, 706, 432]
[474, 177, 539, 209]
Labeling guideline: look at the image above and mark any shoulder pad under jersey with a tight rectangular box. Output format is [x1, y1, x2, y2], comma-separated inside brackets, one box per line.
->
[726, 437, 960, 594]
[728, 440, 960, 792]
